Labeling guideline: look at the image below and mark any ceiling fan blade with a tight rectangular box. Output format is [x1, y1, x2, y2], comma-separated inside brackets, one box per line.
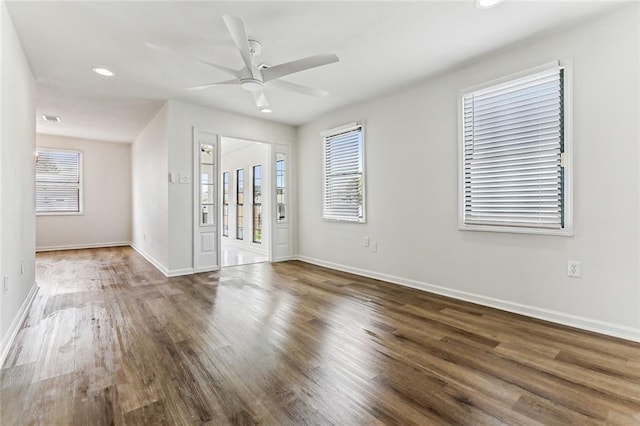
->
[251, 89, 269, 110]
[266, 79, 329, 97]
[222, 15, 254, 72]
[262, 53, 339, 82]
[186, 79, 240, 91]
[145, 42, 240, 78]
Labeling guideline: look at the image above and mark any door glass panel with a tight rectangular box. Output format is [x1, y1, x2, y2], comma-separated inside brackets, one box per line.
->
[201, 144, 214, 164]
[276, 153, 287, 222]
[253, 165, 262, 243]
[201, 184, 214, 203]
[222, 172, 229, 237]
[236, 169, 244, 239]
[201, 164, 214, 185]
[200, 143, 215, 226]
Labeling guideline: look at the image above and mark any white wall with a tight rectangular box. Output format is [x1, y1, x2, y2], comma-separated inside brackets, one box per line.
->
[166, 100, 296, 272]
[131, 103, 169, 271]
[220, 139, 270, 254]
[297, 6, 640, 340]
[36, 134, 131, 250]
[0, 1, 36, 359]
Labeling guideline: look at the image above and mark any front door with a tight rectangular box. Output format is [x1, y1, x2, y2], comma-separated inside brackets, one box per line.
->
[271, 144, 292, 261]
[193, 129, 220, 272]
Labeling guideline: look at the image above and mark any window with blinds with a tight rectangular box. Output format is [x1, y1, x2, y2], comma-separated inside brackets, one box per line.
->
[461, 64, 569, 233]
[35, 149, 82, 214]
[322, 124, 365, 222]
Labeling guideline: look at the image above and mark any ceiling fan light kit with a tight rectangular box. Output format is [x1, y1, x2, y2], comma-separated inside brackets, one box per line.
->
[475, 0, 505, 9]
[148, 14, 339, 113]
[92, 67, 114, 77]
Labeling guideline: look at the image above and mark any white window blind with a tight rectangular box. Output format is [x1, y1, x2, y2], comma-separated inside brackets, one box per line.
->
[36, 149, 82, 214]
[323, 124, 365, 222]
[462, 66, 565, 231]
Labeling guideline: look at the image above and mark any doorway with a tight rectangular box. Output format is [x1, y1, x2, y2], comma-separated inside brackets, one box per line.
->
[193, 129, 292, 272]
[220, 137, 270, 267]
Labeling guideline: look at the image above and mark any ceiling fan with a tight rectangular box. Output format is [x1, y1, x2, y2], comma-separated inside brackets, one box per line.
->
[147, 15, 339, 113]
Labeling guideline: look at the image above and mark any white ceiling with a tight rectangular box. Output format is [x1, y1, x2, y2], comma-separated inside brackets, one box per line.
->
[7, 0, 626, 143]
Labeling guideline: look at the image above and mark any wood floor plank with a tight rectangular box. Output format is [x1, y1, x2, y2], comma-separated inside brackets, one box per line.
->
[1, 247, 639, 425]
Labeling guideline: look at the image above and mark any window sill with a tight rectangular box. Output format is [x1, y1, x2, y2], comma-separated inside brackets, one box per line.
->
[36, 211, 84, 217]
[322, 218, 366, 224]
[459, 223, 573, 237]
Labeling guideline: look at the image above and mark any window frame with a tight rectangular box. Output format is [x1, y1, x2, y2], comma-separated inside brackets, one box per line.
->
[275, 155, 287, 223]
[321, 122, 366, 223]
[35, 147, 84, 216]
[458, 61, 573, 236]
[222, 171, 230, 237]
[252, 164, 262, 244]
[236, 168, 244, 240]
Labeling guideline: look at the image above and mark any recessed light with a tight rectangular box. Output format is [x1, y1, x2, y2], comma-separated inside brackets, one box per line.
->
[260, 108, 272, 113]
[42, 114, 61, 123]
[475, 0, 504, 9]
[92, 67, 114, 77]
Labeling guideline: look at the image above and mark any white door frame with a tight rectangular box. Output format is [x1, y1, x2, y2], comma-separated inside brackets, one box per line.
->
[214, 134, 294, 266]
[193, 129, 295, 272]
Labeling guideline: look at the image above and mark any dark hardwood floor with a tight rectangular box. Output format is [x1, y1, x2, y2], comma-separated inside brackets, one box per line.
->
[1, 247, 639, 425]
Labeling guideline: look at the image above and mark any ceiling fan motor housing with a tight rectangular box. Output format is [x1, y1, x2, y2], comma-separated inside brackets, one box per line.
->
[240, 78, 264, 92]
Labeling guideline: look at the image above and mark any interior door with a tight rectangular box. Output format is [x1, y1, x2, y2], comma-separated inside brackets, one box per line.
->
[193, 129, 220, 272]
[271, 144, 292, 261]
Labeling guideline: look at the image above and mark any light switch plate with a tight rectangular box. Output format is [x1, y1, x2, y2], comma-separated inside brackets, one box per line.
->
[169, 172, 177, 183]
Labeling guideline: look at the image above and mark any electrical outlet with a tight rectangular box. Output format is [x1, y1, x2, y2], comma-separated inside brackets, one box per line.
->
[568, 260, 581, 278]
[3, 276, 8, 293]
[363, 236, 369, 247]
[370, 242, 377, 253]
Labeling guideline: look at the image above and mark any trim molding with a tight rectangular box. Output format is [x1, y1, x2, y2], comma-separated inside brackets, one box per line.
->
[130, 243, 170, 276]
[36, 241, 130, 252]
[193, 266, 220, 274]
[295, 255, 640, 343]
[130, 243, 195, 277]
[168, 267, 195, 277]
[0, 283, 39, 368]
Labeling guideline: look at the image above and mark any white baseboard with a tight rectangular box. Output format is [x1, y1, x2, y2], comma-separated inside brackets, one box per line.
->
[193, 266, 220, 274]
[130, 243, 194, 277]
[130, 243, 170, 276]
[167, 267, 195, 277]
[295, 255, 640, 343]
[36, 241, 130, 252]
[0, 283, 38, 368]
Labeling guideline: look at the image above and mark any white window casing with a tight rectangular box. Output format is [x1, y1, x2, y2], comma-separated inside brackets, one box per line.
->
[459, 61, 572, 236]
[35, 148, 83, 215]
[322, 122, 366, 223]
